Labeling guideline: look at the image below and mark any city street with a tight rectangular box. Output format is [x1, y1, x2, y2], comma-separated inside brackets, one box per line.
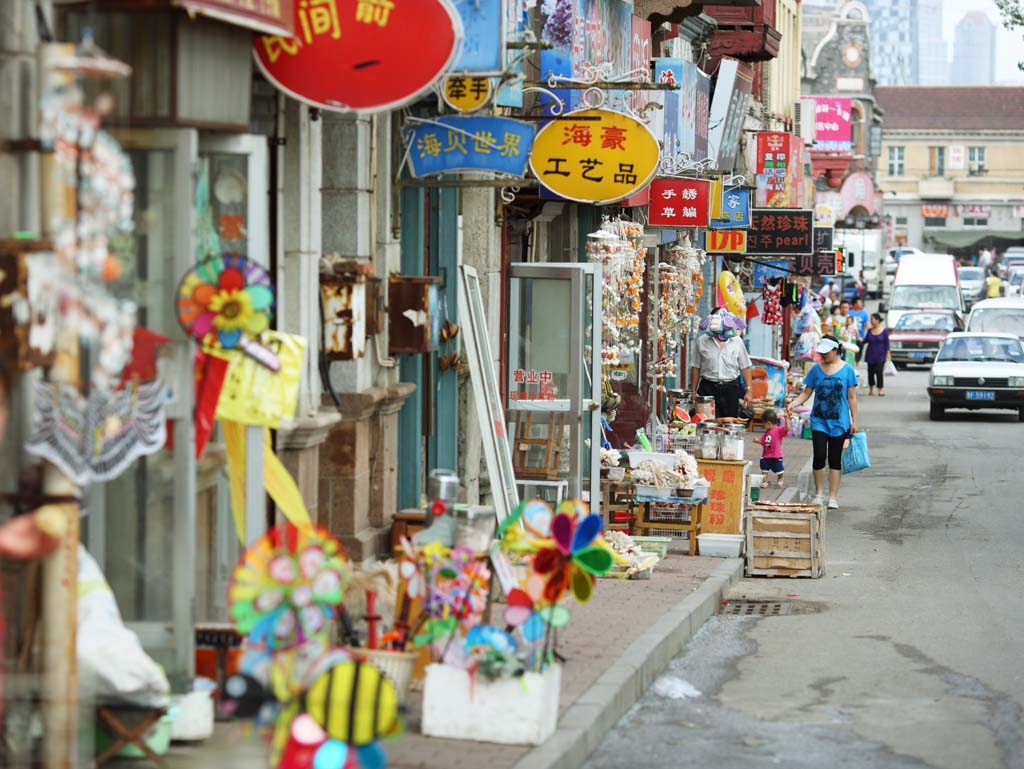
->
[583, 365, 1024, 769]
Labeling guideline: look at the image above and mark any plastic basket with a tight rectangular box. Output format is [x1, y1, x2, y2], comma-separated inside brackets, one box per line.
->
[631, 536, 672, 559]
[347, 648, 419, 704]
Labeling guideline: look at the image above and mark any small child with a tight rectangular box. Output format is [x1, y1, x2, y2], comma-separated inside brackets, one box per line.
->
[755, 410, 787, 489]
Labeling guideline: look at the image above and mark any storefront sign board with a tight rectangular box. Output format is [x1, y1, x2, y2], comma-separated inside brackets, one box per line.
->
[747, 209, 813, 255]
[813, 227, 834, 253]
[452, 0, 505, 74]
[647, 179, 710, 227]
[442, 76, 492, 112]
[529, 109, 660, 205]
[707, 58, 753, 171]
[812, 97, 852, 152]
[711, 188, 750, 229]
[752, 261, 789, 287]
[650, 58, 685, 157]
[174, 0, 295, 36]
[796, 252, 839, 277]
[408, 116, 535, 177]
[495, 0, 526, 108]
[706, 230, 747, 254]
[254, 0, 461, 114]
[695, 69, 711, 162]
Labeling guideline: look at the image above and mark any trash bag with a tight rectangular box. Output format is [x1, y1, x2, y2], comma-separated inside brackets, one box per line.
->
[842, 431, 871, 474]
[884, 360, 897, 377]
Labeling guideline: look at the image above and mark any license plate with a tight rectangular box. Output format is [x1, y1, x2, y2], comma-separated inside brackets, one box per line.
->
[966, 391, 995, 401]
[909, 351, 929, 359]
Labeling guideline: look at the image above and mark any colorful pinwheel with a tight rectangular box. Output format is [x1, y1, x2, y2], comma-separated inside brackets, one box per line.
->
[533, 511, 614, 604]
[229, 524, 351, 651]
[504, 573, 550, 642]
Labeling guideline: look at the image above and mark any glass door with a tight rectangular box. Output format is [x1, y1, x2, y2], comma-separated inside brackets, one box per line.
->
[508, 263, 602, 510]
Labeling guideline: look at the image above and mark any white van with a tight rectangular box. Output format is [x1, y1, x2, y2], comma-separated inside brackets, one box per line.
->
[886, 254, 964, 329]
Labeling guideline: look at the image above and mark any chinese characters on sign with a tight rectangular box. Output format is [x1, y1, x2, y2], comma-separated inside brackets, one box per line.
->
[813, 227, 834, 253]
[812, 97, 852, 152]
[254, 0, 461, 113]
[442, 75, 492, 113]
[407, 116, 535, 177]
[509, 369, 556, 401]
[528, 109, 660, 205]
[755, 132, 804, 208]
[796, 252, 839, 277]
[746, 209, 814, 255]
[710, 188, 749, 229]
[647, 179, 710, 228]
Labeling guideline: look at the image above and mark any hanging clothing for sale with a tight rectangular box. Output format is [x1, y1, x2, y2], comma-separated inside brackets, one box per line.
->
[761, 279, 783, 325]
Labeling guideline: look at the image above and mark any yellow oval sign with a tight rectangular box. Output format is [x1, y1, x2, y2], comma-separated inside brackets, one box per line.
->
[442, 75, 492, 113]
[528, 109, 660, 204]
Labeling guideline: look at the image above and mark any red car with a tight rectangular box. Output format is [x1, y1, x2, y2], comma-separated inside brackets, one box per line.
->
[889, 310, 964, 368]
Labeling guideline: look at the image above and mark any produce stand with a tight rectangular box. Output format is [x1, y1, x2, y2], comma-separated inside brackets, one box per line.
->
[745, 501, 826, 578]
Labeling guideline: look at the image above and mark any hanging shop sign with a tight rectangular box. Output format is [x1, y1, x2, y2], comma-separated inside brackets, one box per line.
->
[695, 69, 711, 162]
[528, 109, 660, 205]
[452, 0, 506, 73]
[408, 116, 536, 177]
[755, 132, 803, 208]
[812, 97, 852, 153]
[753, 261, 789, 287]
[948, 145, 965, 171]
[495, 0, 526, 108]
[175, 0, 295, 35]
[442, 76, 492, 113]
[254, 0, 462, 114]
[747, 209, 814, 256]
[955, 204, 992, 218]
[647, 179, 710, 228]
[650, 58, 684, 156]
[706, 230, 747, 254]
[921, 204, 949, 218]
[707, 58, 753, 172]
[711, 188, 750, 229]
[796, 252, 840, 277]
[813, 227, 834, 253]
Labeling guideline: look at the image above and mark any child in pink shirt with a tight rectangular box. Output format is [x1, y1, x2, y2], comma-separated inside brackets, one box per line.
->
[755, 410, 787, 488]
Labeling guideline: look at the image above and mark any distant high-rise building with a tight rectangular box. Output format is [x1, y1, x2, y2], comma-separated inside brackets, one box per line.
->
[916, 0, 948, 85]
[951, 12, 997, 85]
[866, 0, 916, 85]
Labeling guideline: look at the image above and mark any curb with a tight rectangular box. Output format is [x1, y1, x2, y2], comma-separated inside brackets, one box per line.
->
[510, 558, 743, 769]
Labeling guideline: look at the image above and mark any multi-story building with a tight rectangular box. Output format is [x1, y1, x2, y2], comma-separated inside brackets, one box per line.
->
[916, 0, 949, 86]
[951, 12, 997, 86]
[877, 86, 1024, 253]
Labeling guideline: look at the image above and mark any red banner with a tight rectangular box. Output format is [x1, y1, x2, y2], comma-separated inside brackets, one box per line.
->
[254, 0, 460, 113]
[647, 178, 711, 228]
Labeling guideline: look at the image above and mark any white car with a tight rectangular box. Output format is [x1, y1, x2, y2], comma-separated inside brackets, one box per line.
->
[966, 297, 1024, 340]
[927, 333, 1024, 421]
[1006, 267, 1024, 297]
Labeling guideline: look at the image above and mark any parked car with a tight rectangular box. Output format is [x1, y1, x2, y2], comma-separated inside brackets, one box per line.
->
[1007, 267, 1024, 297]
[817, 274, 864, 303]
[957, 266, 987, 309]
[927, 333, 1024, 421]
[966, 297, 1024, 340]
[889, 310, 963, 368]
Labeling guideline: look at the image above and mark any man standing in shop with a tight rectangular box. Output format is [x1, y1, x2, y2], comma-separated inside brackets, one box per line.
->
[690, 309, 754, 419]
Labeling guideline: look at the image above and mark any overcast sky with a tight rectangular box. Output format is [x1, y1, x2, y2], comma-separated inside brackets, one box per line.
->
[944, 0, 1024, 82]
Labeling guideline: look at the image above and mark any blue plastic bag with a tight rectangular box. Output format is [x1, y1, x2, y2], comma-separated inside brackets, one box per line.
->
[842, 431, 871, 474]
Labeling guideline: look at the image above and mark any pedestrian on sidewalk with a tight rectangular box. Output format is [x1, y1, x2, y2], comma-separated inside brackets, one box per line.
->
[850, 298, 870, 364]
[754, 409, 787, 489]
[786, 335, 859, 510]
[690, 308, 753, 419]
[862, 313, 891, 396]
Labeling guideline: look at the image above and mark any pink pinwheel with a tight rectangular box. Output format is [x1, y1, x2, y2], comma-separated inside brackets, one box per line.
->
[533, 511, 614, 604]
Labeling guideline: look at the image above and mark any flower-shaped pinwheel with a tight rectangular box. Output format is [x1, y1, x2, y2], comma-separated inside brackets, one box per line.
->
[533, 511, 613, 604]
[230, 524, 351, 651]
[465, 625, 519, 681]
[504, 572, 570, 642]
[177, 254, 274, 351]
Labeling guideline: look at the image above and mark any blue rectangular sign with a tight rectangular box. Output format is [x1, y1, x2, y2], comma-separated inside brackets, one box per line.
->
[711, 188, 750, 229]
[453, 0, 506, 74]
[407, 116, 535, 178]
[753, 260, 789, 288]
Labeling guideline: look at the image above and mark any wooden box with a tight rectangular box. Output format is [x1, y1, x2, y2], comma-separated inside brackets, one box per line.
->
[745, 503, 825, 578]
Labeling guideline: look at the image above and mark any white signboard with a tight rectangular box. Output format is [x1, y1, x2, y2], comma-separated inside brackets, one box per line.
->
[948, 145, 965, 170]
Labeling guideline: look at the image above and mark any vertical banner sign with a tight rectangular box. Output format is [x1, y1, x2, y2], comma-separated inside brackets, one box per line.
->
[812, 97, 852, 152]
[756, 132, 791, 208]
[496, 0, 525, 108]
[453, 0, 506, 74]
[528, 108, 660, 205]
[707, 58, 753, 171]
[747, 209, 814, 255]
[647, 179, 711, 227]
[680, 61, 698, 157]
[651, 58, 684, 158]
[707, 230, 747, 254]
[254, 0, 462, 113]
[695, 69, 711, 162]
[711, 188, 750, 229]
[623, 15, 653, 207]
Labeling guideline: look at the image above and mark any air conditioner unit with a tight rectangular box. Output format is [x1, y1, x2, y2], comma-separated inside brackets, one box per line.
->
[794, 99, 817, 145]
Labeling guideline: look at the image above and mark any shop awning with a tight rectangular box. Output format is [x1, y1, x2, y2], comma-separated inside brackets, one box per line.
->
[922, 228, 1024, 250]
[58, 0, 295, 37]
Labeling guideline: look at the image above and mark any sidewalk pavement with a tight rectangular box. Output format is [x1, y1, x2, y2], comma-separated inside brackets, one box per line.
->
[148, 556, 742, 769]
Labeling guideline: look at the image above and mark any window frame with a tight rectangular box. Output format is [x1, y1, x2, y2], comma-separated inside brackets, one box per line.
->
[929, 145, 946, 177]
[968, 146, 986, 176]
[887, 145, 905, 176]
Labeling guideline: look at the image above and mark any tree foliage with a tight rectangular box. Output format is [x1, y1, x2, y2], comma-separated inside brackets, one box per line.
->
[995, 0, 1024, 71]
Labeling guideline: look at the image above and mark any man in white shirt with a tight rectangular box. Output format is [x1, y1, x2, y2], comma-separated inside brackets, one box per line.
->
[689, 311, 754, 418]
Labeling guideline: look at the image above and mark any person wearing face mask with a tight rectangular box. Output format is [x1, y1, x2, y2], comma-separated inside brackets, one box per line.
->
[689, 308, 754, 419]
[786, 335, 859, 510]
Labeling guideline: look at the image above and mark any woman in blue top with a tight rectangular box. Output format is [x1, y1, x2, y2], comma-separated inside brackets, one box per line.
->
[786, 335, 859, 510]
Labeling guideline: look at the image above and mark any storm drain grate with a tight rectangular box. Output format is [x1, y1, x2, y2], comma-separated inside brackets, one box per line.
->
[723, 600, 792, 617]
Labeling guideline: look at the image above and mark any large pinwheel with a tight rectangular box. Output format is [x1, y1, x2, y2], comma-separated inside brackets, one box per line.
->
[230, 524, 351, 651]
[533, 511, 614, 604]
[504, 572, 570, 642]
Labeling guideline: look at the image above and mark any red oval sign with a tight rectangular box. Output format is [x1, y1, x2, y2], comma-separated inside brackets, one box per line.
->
[254, 0, 462, 113]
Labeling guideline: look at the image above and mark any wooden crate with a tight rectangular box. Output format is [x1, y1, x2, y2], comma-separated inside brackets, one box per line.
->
[745, 503, 825, 578]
